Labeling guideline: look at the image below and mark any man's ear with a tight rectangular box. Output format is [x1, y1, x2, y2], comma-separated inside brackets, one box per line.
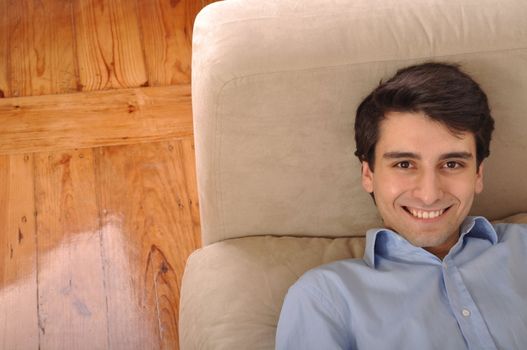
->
[475, 161, 484, 194]
[361, 161, 374, 193]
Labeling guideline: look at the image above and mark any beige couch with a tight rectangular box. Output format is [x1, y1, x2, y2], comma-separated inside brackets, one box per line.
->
[179, 0, 527, 348]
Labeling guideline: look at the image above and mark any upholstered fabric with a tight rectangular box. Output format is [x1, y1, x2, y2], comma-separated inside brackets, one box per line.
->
[192, 0, 527, 245]
[180, 235, 365, 350]
[182, 0, 527, 349]
[179, 215, 527, 349]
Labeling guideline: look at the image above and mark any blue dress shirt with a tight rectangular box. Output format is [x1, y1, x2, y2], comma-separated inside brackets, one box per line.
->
[276, 216, 527, 350]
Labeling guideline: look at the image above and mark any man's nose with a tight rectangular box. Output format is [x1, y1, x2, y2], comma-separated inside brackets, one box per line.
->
[412, 169, 444, 205]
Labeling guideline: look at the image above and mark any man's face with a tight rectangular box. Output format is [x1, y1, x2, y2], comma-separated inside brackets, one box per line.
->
[361, 111, 484, 257]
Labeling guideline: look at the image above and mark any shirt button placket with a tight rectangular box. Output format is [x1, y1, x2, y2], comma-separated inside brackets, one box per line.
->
[443, 262, 497, 349]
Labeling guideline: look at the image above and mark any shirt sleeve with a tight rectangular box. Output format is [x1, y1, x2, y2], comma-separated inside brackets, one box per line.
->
[275, 280, 352, 350]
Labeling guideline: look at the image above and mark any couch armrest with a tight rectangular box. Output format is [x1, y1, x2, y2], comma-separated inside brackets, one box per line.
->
[179, 235, 365, 349]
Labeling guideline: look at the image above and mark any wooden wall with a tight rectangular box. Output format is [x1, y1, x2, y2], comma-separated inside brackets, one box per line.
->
[0, 0, 215, 348]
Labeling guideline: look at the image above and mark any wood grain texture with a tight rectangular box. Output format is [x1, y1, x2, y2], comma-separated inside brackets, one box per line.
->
[36, 0, 78, 95]
[0, 154, 39, 350]
[138, 0, 203, 85]
[0, 0, 8, 98]
[178, 138, 201, 237]
[73, 0, 148, 91]
[0, 0, 210, 348]
[4, 0, 33, 97]
[34, 150, 108, 349]
[0, 84, 192, 155]
[2, 0, 77, 97]
[149, 246, 180, 349]
[96, 140, 200, 349]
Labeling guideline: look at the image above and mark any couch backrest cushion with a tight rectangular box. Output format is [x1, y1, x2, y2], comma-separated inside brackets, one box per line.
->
[192, 0, 527, 245]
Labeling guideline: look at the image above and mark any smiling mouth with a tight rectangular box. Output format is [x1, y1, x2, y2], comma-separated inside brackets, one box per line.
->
[403, 206, 452, 219]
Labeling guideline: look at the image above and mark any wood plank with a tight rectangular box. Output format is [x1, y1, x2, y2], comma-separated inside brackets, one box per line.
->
[95, 140, 201, 350]
[179, 138, 201, 240]
[95, 144, 162, 349]
[4, 0, 33, 97]
[0, 0, 8, 98]
[157, 138, 200, 349]
[73, 0, 148, 91]
[3, 0, 77, 97]
[0, 154, 39, 350]
[149, 246, 180, 349]
[36, 0, 78, 95]
[0, 84, 192, 155]
[34, 149, 108, 350]
[138, 0, 204, 85]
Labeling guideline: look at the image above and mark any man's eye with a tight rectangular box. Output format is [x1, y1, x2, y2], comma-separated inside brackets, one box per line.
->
[444, 161, 462, 169]
[396, 161, 411, 169]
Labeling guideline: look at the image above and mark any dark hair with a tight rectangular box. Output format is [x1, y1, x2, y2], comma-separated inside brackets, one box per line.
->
[354, 62, 494, 170]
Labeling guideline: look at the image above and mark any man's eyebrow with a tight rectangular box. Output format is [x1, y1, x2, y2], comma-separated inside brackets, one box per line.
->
[438, 152, 473, 160]
[382, 152, 420, 159]
[382, 151, 474, 160]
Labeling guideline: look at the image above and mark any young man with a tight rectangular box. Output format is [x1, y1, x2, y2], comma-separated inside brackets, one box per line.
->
[276, 63, 527, 349]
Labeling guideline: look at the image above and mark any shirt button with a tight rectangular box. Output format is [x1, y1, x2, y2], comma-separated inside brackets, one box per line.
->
[443, 262, 448, 269]
[462, 308, 471, 317]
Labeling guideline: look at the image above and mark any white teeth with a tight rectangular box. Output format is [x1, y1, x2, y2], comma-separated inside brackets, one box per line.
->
[407, 208, 445, 219]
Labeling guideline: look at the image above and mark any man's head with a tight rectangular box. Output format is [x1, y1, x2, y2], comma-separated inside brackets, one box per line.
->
[354, 62, 495, 258]
[355, 62, 494, 170]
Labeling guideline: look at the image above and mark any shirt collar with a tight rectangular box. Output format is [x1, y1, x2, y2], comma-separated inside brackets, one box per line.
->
[363, 216, 498, 268]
